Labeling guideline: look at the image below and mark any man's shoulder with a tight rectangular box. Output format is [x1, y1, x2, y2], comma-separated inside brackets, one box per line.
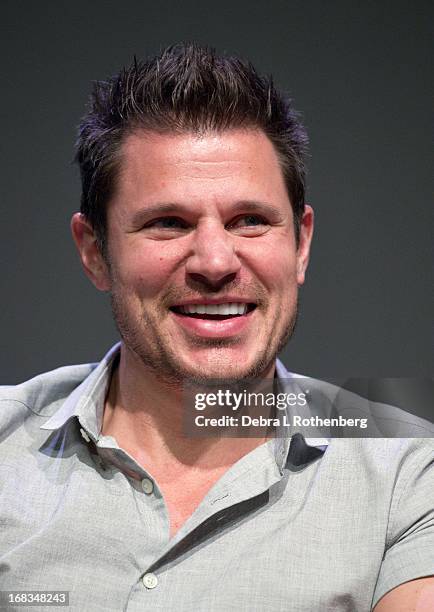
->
[327, 437, 434, 465]
[0, 362, 97, 423]
[277, 359, 434, 439]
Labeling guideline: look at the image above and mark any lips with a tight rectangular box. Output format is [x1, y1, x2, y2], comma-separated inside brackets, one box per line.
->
[169, 300, 257, 338]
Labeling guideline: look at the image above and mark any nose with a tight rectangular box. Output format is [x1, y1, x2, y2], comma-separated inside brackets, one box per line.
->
[185, 220, 241, 287]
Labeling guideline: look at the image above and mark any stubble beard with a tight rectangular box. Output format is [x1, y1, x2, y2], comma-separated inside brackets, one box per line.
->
[110, 288, 298, 388]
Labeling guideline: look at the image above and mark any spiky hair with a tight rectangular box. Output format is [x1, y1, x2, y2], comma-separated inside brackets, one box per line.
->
[75, 43, 308, 252]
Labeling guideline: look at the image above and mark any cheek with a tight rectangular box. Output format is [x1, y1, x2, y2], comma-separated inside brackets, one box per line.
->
[114, 244, 182, 298]
[246, 238, 297, 291]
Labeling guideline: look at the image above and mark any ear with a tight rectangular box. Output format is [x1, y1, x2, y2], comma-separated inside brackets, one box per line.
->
[70, 213, 111, 291]
[296, 205, 314, 286]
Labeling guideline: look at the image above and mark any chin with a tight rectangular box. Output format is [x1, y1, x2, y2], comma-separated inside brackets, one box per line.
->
[178, 349, 275, 384]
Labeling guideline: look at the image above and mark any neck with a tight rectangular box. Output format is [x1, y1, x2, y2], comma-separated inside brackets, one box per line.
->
[102, 343, 276, 474]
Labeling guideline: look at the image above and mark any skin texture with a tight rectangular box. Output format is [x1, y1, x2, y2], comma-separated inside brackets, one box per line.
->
[373, 577, 434, 611]
[72, 128, 313, 384]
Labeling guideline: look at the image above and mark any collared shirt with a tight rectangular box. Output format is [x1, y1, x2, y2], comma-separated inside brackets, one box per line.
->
[0, 344, 433, 611]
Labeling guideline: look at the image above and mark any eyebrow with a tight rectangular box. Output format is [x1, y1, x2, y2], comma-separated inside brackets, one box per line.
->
[128, 200, 286, 229]
[231, 200, 285, 218]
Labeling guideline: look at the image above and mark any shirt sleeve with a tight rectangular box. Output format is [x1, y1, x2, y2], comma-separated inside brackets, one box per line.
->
[372, 441, 434, 608]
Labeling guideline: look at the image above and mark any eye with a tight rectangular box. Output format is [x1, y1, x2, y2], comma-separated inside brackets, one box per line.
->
[147, 217, 189, 230]
[140, 216, 191, 239]
[227, 214, 270, 236]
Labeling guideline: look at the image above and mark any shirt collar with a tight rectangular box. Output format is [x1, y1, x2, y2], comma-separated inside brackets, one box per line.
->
[41, 345, 329, 458]
[40, 342, 121, 440]
[275, 358, 330, 450]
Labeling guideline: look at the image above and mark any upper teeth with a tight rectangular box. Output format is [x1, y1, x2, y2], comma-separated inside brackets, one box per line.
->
[180, 303, 248, 315]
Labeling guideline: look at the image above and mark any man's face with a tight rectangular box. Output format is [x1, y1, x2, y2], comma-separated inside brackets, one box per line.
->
[99, 129, 313, 382]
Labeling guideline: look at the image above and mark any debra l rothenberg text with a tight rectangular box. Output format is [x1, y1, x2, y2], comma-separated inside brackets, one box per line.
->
[194, 414, 368, 429]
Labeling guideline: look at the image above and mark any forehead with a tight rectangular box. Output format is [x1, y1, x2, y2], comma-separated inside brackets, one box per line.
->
[121, 129, 283, 180]
[111, 129, 289, 218]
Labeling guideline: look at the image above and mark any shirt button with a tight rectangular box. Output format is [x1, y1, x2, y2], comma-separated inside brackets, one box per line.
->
[142, 573, 158, 589]
[141, 478, 154, 495]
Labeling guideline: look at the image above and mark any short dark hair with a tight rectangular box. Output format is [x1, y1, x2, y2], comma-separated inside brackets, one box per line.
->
[75, 43, 308, 253]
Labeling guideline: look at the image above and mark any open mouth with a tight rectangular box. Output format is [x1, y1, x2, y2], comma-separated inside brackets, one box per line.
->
[170, 302, 257, 320]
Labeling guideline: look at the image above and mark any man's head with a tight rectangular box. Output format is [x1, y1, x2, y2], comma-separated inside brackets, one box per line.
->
[75, 43, 308, 255]
[72, 43, 314, 383]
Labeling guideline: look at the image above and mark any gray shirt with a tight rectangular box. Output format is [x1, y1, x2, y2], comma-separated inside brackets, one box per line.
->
[1, 344, 433, 611]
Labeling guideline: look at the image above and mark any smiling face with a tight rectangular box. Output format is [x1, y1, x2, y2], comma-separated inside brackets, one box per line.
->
[74, 128, 313, 383]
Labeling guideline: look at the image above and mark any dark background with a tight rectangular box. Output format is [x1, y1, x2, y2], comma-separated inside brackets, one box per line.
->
[1, 0, 432, 384]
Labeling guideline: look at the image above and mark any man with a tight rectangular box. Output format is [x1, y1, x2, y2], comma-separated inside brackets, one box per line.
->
[0, 44, 433, 611]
